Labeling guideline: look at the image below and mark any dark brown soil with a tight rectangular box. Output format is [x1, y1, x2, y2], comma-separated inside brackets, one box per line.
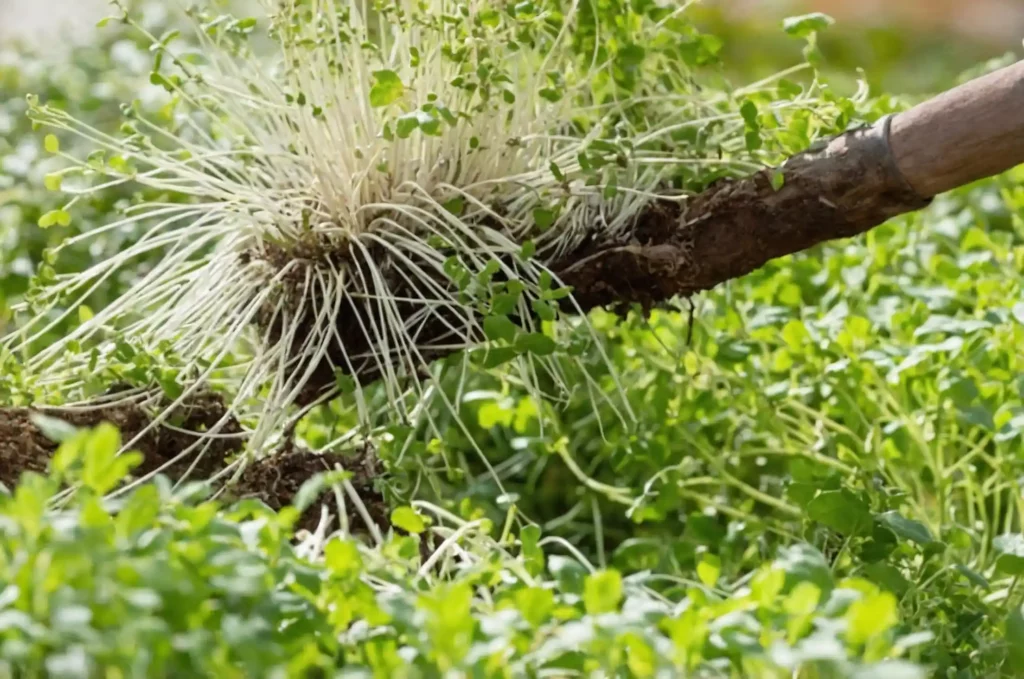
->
[251, 238, 471, 405]
[0, 397, 389, 537]
[231, 441, 389, 535]
[0, 393, 240, 489]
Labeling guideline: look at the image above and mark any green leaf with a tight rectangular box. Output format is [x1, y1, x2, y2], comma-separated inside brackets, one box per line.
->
[80, 493, 112, 528]
[876, 511, 935, 546]
[114, 485, 160, 538]
[744, 130, 762, 152]
[539, 88, 561, 103]
[157, 371, 183, 400]
[492, 291, 521, 316]
[617, 44, 646, 67]
[845, 591, 898, 645]
[391, 506, 427, 534]
[324, 538, 363, 578]
[396, 112, 420, 138]
[782, 12, 835, 38]
[477, 259, 501, 284]
[149, 72, 179, 92]
[994, 533, 1024, 575]
[543, 285, 573, 301]
[478, 401, 513, 429]
[696, 553, 721, 587]
[415, 109, 441, 135]
[515, 332, 556, 356]
[369, 70, 405, 107]
[1012, 302, 1024, 326]
[861, 523, 900, 562]
[80, 424, 140, 494]
[603, 177, 618, 199]
[807, 489, 872, 536]
[531, 299, 556, 322]
[435, 103, 457, 126]
[787, 481, 818, 508]
[44, 134, 59, 153]
[914, 315, 991, 338]
[538, 270, 552, 291]
[85, 423, 120, 464]
[583, 569, 623, 615]
[774, 543, 832, 594]
[862, 563, 910, 596]
[1005, 606, 1024, 672]
[483, 315, 517, 343]
[769, 170, 785, 191]
[108, 155, 129, 173]
[52, 438, 85, 482]
[479, 9, 500, 27]
[43, 173, 63, 192]
[740, 100, 758, 126]
[521, 525, 544, 576]
[479, 347, 517, 369]
[519, 240, 537, 260]
[514, 587, 555, 627]
[513, 1, 536, 17]
[30, 413, 78, 444]
[335, 372, 357, 395]
[443, 196, 465, 215]
[783, 580, 820, 617]
[532, 207, 557, 231]
[750, 567, 786, 606]
[38, 210, 62, 229]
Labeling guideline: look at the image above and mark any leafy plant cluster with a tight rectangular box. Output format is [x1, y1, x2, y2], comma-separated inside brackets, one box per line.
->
[2, 1, 1024, 678]
[418, 152, 1024, 678]
[1, 423, 925, 678]
[2, 0, 878, 465]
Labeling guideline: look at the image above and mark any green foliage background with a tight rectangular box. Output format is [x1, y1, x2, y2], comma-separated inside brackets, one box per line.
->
[2, 2, 1024, 678]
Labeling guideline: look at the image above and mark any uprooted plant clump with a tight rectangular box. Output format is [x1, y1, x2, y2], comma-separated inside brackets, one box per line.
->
[3, 0, 873, 454]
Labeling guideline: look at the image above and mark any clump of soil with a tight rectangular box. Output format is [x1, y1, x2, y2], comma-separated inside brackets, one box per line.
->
[0, 393, 241, 488]
[248, 236, 475, 405]
[231, 441, 388, 535]
[0, 396, 389, 537]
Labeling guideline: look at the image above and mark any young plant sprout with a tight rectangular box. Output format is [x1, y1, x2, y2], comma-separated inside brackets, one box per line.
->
[4, 0, 853, 462]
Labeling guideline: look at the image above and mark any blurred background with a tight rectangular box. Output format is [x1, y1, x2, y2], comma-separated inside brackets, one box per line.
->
[701, 0, 1023, 93]
[724, 0, 1024, 44]
[1, 0, 1021, 95]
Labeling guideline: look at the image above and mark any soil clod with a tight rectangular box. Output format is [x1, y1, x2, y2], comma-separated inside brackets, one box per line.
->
[231, 442, 389, 535]
[0, 398, 388, 540]
[0, 394, 242, 489]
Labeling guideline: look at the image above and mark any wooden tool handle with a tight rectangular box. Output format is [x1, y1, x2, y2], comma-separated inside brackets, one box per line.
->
[556, 60, 1024, 310]
[890, 59, 1024, 197]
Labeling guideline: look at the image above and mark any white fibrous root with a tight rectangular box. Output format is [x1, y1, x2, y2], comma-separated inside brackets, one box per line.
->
[5, 0, 843, 452]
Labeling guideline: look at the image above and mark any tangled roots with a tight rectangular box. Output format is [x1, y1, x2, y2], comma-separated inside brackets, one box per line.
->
[4, 0, 845, 451]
